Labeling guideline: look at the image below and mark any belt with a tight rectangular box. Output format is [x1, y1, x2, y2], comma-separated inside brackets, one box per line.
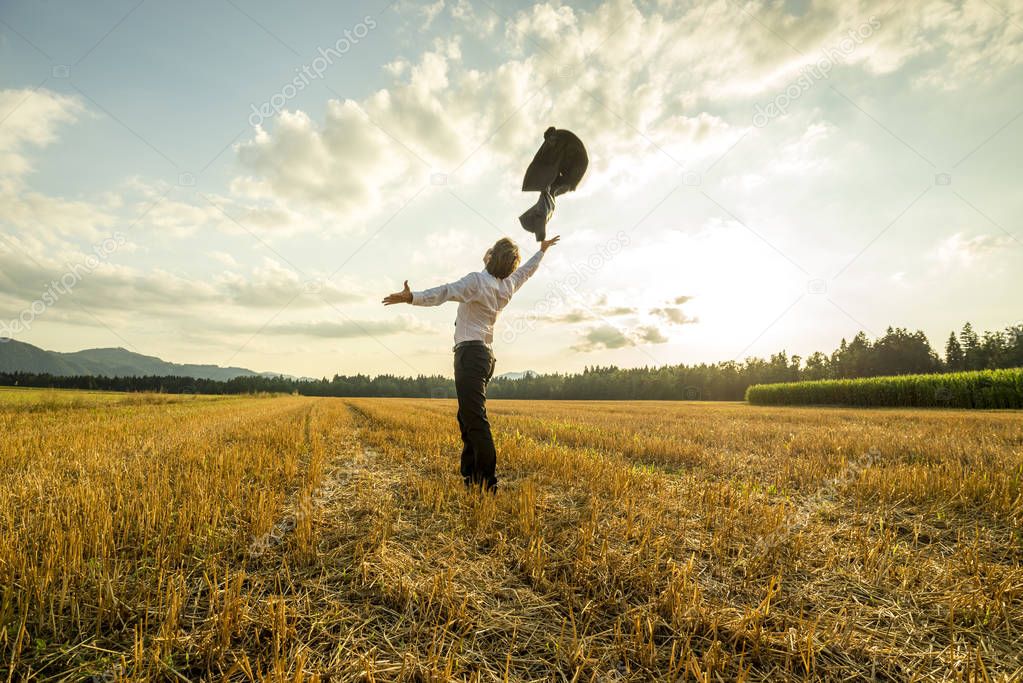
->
[453, 340, 491, 352]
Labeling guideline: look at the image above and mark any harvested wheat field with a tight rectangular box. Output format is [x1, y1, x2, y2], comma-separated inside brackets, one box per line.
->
[1, 389, 1021, 681]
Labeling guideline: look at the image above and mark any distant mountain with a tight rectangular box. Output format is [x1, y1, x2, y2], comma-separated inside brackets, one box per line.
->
[495, 370, 537, 381]
[0, 339, 281, 381]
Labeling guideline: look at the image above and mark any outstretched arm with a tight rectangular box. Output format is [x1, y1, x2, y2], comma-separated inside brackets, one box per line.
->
[382, 281, 412, 305]
[508, 235, 560, 292]
[382, 273, 479, 307]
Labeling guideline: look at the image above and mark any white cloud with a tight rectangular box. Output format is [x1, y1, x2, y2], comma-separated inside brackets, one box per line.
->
[0, 190, 117, 242]
[234, 104, 421, 222]
[262, 315, 433, 338]
[233, 0, 1023, 229]
[139, 195, 229, 238]
[572, 323, 633, 351]
[886, 1, 1023, 89]
[230, 2, 748, 222]
[570, 321, 672, 352]
[563, 292, 696, 351]
[637, 324, 668, 344]
[537, 303, 638, 323]
[0, 88, 84, 182]
[0, 89, 117, 241]
[0, 237, 368, 335]
[210, 251, 239, 267]
[421, 0, 446, 27]
[932, 231, 1017, 267]
[651, 305, 698, 325]
[771, 121, 834, 175]
[412, 227, 483, 266]
[217, 259, 363, 308]
[451, 0, 497, 35]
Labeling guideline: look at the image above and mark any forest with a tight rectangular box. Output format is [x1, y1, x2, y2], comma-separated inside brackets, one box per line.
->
[3, 322, 1020, 401]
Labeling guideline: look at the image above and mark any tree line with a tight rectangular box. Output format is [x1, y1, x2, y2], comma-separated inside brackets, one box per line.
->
[2, 321, 1020, 401]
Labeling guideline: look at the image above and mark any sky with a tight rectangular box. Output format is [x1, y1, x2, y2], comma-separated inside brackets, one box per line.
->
[0, 0, 1020, 379]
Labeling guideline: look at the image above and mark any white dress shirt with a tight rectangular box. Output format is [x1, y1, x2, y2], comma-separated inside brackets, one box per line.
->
[412, 250, 545, 345]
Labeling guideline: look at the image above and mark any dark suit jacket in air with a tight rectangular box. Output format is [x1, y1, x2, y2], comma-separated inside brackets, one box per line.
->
[521, 127, 588, 194]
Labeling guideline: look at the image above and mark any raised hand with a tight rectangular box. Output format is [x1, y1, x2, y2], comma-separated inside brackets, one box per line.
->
[382, 280, 412, 305]
[540, 235, 561, 252]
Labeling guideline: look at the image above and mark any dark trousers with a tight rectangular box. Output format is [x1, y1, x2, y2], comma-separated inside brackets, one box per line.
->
[454, 343, 497, 490]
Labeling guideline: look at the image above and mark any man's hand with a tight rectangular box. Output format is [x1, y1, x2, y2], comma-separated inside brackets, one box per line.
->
[540, 235, 560, 252]
[382, 280, 412, 305]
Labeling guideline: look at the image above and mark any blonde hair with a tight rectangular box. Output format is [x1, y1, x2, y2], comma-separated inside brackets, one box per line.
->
[485, 238, 521, 279]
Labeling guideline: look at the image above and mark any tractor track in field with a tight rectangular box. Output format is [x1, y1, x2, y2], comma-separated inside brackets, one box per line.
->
[248, 401, 389, 560]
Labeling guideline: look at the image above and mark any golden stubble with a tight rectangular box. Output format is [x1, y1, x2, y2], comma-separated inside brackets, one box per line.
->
[1, 390, 1020, 681]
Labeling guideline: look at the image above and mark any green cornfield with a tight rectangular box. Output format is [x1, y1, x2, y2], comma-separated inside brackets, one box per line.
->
[745, 367, 1023, 408]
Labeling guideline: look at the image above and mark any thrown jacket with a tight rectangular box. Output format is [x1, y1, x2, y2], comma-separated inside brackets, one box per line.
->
[521, 127, 588, 193]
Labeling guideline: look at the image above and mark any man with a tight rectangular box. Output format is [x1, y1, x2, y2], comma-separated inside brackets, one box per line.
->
[382, 235, 560, 491]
